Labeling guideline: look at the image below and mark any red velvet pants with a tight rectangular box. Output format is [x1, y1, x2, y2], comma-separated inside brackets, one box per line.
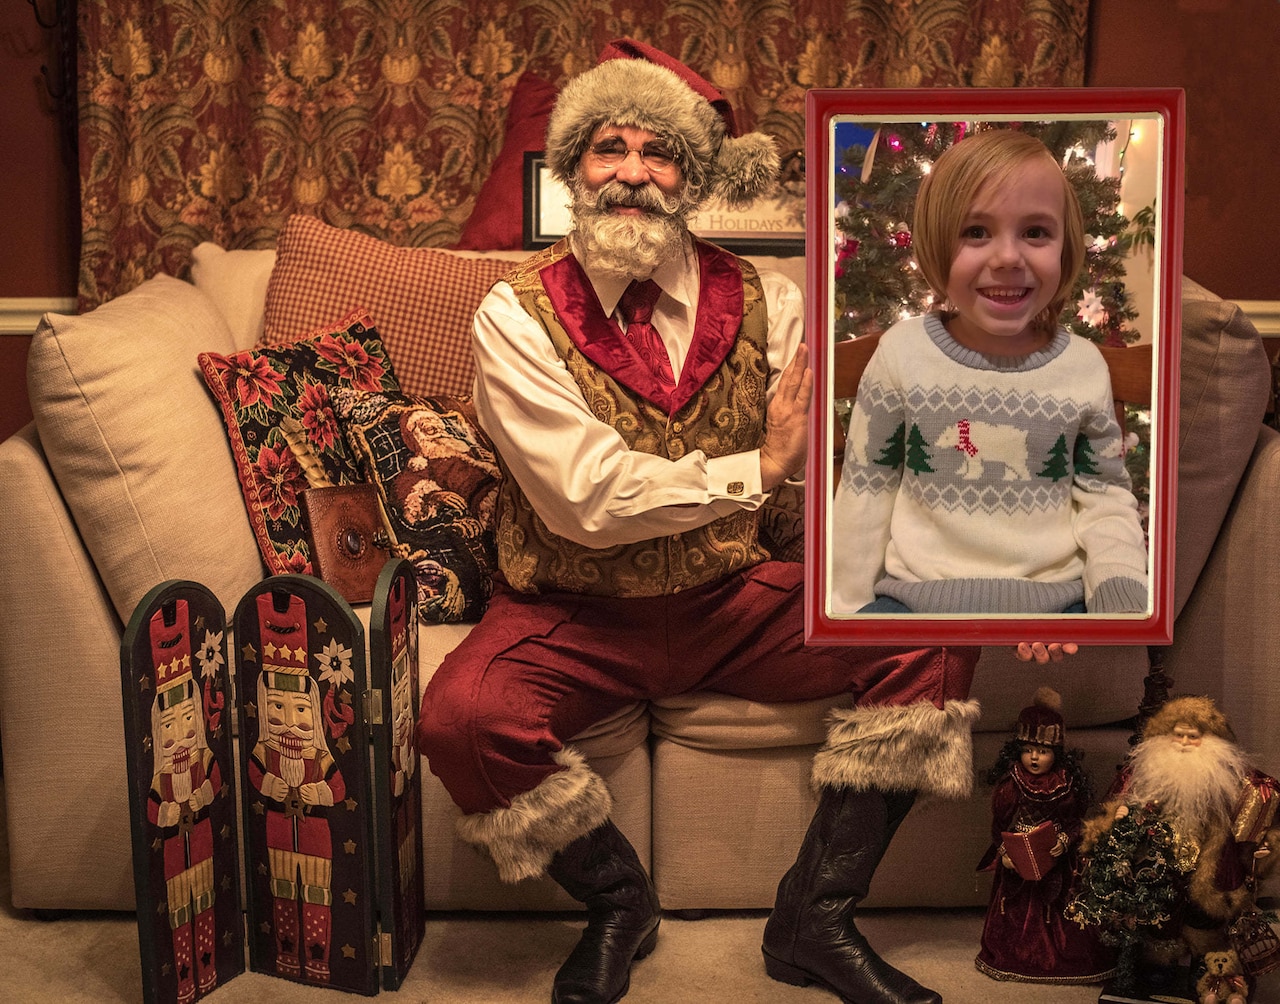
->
[417, 561, 978, 815]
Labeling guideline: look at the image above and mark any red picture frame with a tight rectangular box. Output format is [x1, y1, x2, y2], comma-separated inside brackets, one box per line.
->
[804, 87, 1185, 646]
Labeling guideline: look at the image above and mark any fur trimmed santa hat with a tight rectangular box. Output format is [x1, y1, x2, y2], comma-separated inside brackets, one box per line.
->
[544, 38, 779, 208]
[1143, 695, 1236, 743]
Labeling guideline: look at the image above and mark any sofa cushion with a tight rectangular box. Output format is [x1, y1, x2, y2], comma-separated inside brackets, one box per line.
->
[334, 388, 501, 623]
[27, 273, 265, 621]
[198, 309, 401, 576]
[1173, 276, 1271, 613]
[262, 214, 515, 398]
[190, 242, 276, 351]
[453, 70, 559, 252]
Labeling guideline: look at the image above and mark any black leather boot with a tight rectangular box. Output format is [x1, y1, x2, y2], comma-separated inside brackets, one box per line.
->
[546, 820, 661, 1004]
[762, 785, 940, 1004]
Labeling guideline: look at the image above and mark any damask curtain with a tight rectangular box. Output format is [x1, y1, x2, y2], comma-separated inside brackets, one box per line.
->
[76, 0, 1091, 309]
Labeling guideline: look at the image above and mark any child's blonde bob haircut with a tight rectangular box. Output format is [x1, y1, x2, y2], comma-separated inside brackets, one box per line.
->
[913, 128, 1086, 337]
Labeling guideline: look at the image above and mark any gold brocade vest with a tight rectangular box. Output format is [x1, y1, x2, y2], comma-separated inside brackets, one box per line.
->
[497, 238, 773, 597]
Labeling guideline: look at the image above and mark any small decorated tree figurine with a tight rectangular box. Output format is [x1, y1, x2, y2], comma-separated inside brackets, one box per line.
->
[975, 687, 1115, 984]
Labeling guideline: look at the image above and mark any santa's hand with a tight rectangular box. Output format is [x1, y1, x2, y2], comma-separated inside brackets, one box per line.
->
[1000, 853, 1014, 870]
[1255, 845, 1271, 859]
[262, 775, 289, 802]
[157, 801, 181, 827]
[1015, 642, 1080, 664]
[1114, 804, 1130, 820]
[760, 343, 811, 491]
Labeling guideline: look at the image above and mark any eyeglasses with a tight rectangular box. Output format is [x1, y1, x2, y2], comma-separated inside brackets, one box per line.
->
[587, 137, 677, 173]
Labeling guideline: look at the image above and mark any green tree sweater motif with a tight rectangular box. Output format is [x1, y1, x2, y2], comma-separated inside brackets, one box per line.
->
[830, 313, 1148, 615]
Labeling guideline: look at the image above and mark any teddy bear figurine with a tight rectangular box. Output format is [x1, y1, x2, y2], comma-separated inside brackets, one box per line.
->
[1196, 949, 1249, 1004]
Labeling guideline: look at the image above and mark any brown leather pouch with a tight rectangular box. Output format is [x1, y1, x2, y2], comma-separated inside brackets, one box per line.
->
[302, 484, 392, 604]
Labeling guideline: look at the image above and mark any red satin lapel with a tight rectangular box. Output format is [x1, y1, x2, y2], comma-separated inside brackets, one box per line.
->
[539, 241, 745, 415]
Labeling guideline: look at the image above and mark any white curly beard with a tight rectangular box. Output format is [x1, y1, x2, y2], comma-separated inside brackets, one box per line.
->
[1126, 733, 1249, 846]
[569, 177, 694, 280]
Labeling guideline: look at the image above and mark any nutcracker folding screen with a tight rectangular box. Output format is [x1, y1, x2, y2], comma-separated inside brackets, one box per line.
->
[804, 88, 1185, 647]
[124, 566, 427, 1000]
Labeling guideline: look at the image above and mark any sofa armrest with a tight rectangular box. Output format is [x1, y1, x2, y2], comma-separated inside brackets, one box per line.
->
[0, 425, 135, 909]
[1166, 423, 1280, 777]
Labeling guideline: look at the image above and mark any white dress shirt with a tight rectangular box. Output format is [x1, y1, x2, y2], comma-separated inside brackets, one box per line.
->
[470, 239, 805, 549]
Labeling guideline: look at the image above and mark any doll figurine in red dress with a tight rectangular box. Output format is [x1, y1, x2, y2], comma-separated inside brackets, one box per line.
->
[975, 687, 1116, 984]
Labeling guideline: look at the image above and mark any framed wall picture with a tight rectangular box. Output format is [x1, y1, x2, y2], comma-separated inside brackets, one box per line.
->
[805, 87, 1185, 646]
[522, 150, 806, 256]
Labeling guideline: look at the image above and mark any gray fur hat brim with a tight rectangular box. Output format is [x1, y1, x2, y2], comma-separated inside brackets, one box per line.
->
[545, 56, 778, 208]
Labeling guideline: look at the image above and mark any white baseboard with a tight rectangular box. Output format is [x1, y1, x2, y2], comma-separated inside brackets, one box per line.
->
[0, 297, 77, 336]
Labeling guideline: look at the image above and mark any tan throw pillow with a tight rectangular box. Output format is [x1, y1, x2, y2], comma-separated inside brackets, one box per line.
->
[27, 273, 265, 621]
[1172, 276, 1272, 613]
[262, 214, 515, 398]
[189, 242, 276, 351]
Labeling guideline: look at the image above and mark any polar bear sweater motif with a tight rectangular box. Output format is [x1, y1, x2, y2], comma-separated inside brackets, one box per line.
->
[830, 312, 1149, 615]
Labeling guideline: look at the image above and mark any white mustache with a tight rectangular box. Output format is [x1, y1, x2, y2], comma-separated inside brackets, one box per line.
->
[587, 180, 682, 216]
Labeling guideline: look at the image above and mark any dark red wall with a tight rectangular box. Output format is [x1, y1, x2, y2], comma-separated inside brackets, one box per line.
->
[2, 2, 1277, 441]
[1, 3, 78, 441]
[1086, 0, 1280, 302]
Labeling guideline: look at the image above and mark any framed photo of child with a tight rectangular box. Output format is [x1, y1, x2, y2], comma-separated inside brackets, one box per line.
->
[804, 87, 1185, 646]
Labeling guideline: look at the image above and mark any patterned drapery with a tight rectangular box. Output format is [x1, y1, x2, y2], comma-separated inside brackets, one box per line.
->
[76, 0, 1091, 310]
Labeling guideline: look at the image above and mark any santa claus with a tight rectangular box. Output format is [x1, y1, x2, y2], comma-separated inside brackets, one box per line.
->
[1082, 696, 1280, 963]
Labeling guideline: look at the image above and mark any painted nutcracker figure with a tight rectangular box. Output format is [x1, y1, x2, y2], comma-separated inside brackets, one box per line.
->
[975, 687, 1115, 984]
[247, 591, 346, 983]
[146, 601, 222, 1004]
[389, 582, 421, 916]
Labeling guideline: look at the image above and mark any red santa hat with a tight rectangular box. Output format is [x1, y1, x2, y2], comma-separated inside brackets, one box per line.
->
[544, 37, 779, 208]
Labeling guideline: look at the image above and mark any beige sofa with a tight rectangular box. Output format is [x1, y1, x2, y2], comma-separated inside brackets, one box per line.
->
[1, 241, 1275, 918]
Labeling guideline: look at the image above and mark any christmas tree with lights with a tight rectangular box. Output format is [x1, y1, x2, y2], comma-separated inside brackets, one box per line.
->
[831, 118, 1143, 345]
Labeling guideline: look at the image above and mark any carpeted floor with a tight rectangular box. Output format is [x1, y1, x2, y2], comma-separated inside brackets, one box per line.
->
[4, 775, 1275, 1003]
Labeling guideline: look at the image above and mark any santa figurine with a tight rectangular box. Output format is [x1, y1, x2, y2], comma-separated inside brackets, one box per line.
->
[975, 687, 1116, 984]
[1080, 695, 1280, 981]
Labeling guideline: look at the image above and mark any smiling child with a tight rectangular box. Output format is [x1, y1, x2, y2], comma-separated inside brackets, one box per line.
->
[831, 128, 1148, 616]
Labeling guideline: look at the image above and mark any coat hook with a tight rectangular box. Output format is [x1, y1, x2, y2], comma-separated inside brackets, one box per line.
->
[28, 0, 63, 31]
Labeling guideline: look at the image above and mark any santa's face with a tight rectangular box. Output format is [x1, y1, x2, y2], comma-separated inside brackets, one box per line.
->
[266, 688, 316, 759]
[159, 697, 199, 768]
[1171, 722, 1203, 751]
[1020, 742, 1056, 776]
[570, 122, 694, 280]
[579, 123, 684, 204]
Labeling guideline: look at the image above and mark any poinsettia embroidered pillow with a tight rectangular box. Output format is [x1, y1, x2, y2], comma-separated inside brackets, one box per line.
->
[333, 387, 500, 623]
[198, 309, 400, 575]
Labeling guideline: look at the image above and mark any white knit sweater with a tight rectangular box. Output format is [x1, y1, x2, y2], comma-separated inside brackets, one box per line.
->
[829, 313, 1149, 615]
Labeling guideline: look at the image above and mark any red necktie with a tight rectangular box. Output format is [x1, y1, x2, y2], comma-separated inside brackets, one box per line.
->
[619, 279, 675, 391]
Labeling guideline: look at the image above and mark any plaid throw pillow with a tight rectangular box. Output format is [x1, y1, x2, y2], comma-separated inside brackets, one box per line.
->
[199, 309, 400, 575]
[262, 214, 515, 398]
[333, 387, 501, 623]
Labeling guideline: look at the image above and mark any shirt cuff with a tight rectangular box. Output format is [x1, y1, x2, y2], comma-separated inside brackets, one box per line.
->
[707, 451, 764, 507]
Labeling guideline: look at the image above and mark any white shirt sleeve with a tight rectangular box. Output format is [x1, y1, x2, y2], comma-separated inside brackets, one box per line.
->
[470, 266, 804, 549]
